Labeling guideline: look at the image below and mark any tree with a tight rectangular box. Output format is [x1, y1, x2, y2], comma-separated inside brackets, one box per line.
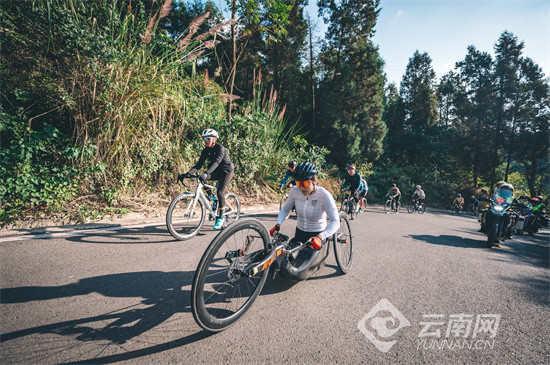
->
[316, 0, 386, 166]
[398, 50, 438, 165]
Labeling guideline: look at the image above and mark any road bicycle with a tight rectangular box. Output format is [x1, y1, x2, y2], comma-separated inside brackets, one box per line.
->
[340, 191, 359, 219]
[166, 174, 241, 240]
[451, 203, 463, 216]
[407, 199, 426, 214]
[384, 196, 400, 213]
[279, 186, 296, 215]
[190, 212, 353, 332]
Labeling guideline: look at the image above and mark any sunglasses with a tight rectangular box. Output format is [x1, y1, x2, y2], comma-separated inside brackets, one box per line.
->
[203, 137, 213, 142]
[296, 180, 312, 188]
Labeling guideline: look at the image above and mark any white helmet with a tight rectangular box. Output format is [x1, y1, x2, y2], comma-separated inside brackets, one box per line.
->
[416, 185, 421, 189]
[201, 129, 219, 138]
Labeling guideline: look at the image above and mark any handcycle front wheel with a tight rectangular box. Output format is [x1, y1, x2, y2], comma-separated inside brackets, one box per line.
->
[333, 212, 353, 274]
[191, 218, 271, 332]
[166, 193, 205, 240]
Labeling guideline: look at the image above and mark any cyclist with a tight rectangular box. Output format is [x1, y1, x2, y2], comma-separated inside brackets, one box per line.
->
[468, 195, 479, 211]
[342, 165, 362, 210]
[386, 183, 401, 211]
[411, 185, 425, 206]
[453, 194, 465, 211]
[183, 128, 235, 230]
[358, 178, 368, 212]
[280, 161, 297, 190]
[269, 162, 340, 281]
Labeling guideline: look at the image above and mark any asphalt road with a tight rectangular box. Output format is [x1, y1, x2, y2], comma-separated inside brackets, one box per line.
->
[1, 205, 549, 364]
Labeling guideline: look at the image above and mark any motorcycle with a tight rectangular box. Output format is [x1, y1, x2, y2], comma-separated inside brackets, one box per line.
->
[479, 187, 515, 247]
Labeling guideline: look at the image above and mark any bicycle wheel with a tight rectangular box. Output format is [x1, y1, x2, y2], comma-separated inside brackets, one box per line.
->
[384, 200, 392, 213]
[340, 197, 348, 212]
[418, 204, 425, 214]
[407, 202, 414, 213]
[224, 193, 241, 223]
[191, 218, 270, 332]
[333, 212, 353, 274]
[349, 200, 357, 220]
[166, 193, 205, 240]
[280, 194, 288, 211]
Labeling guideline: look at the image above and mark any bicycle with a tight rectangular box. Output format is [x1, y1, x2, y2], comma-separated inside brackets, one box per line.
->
[190, 212, 353, 332]
[340, 191, 359, 220]
[166, 174, 241, 240]
[407, 199, 426, 214]
[451, 203, 462, 216]
[279, 186, 296, 215]
[384, 196, 400, 213]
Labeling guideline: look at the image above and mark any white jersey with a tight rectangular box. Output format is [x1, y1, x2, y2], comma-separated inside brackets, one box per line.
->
[277, 186, 340, 240]
[413, 189, 425, 197]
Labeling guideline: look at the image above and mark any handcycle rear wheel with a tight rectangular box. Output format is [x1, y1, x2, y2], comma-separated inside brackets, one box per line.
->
[166, 193, 205, 240]
[191, 218, 270, 332]
[333, 212, 353, 274]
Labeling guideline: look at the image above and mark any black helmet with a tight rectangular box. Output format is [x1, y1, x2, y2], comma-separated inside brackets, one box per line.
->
[294, 162, 318, 181]
[288, 161, 297, 168]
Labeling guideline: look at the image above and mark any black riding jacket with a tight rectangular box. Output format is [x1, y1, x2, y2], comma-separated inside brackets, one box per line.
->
[192, 142, 235, 175]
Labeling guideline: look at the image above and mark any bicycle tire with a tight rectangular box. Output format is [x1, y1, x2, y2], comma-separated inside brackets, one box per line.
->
[333, 212, 353, 274]
[407, 202, 414, 213]
[280, 194, 288, 211]
[191, 218, 270, 332]
[224, 193, 241, 223]
[166, 193, 205, 240]
[340, 198, 348, 212]
[384, 200, 392, 213]
[349, 200, 357, 220]
[418, 204, 426, 214]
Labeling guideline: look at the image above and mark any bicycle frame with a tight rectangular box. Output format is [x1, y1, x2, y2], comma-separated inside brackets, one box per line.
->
[182, 178, 219, 219]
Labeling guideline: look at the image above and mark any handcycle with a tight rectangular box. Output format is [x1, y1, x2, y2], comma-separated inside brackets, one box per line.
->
[190, 212, 353, 332]
[407, 198, 426, 214]
[384, 196, 400, 213]
[340, 190, 360, 219]
[166, 174, 241, 240]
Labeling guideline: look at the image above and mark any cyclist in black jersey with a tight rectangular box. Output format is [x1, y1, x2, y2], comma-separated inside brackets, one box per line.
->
[185, 128, 235, 229]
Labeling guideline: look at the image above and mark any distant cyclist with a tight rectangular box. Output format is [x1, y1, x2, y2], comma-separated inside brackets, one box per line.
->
[358, 178, 368, 211]
[453, 194, 465, 211]
[386, 183, 401, 211]
[342, 165, 362, 207]
[182, 129, 234, 230]
[411, 185, 425, 205]
[280, 161, 297, 190]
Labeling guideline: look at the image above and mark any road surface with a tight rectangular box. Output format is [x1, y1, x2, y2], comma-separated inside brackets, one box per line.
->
[1, 206, 548, 364]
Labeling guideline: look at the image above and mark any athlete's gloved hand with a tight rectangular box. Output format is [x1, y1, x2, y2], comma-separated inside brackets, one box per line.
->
[198, 173, 208, 182]
[269, 224, 280, 237]
[188, 168, 198, 176]
[308, 236, 322, 250]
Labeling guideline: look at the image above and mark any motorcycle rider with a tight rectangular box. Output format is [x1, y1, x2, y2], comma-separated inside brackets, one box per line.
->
[270, 162, 340, 280]
[182, 129, 235, 230]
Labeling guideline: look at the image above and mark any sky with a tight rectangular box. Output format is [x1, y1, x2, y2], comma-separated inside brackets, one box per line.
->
[306, 0, 549, 85]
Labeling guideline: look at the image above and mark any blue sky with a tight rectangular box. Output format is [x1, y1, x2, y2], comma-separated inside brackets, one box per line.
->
[306, 0, 549, 85]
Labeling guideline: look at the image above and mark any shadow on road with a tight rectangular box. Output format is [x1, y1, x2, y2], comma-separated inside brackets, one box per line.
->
[1, 270, 215, 363]
[407, 234, 483, 248]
